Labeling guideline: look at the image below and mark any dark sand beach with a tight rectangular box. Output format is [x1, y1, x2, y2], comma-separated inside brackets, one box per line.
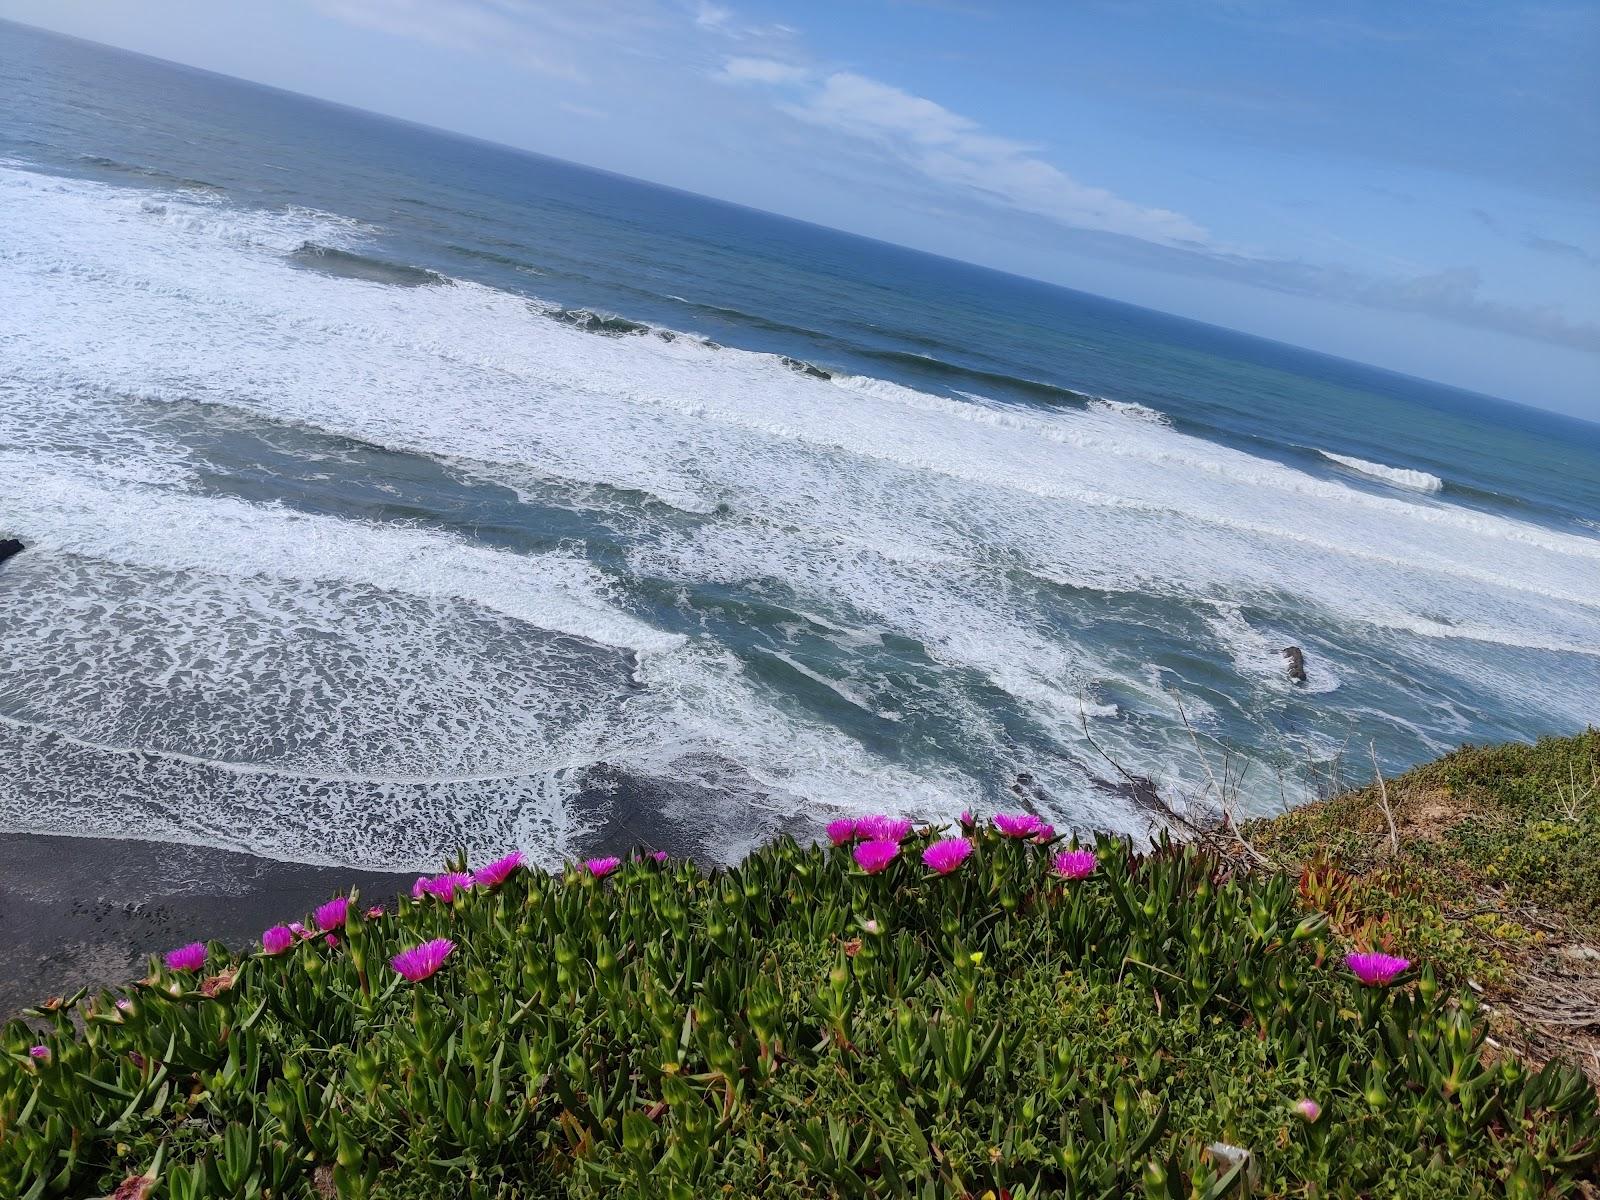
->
[0, 832, 413, 1015]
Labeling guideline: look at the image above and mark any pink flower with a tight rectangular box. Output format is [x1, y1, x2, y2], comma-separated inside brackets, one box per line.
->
[1296, 1099, 1321, 1123]
[959, 809, 974, 829]
[853, 839, 900, 874]
[649, 850, 669, 864]
[314, 897, 349, 932]
[261, 926, 294, 955]
[323, 933, 339, 947]
[585, 856, 622, 878]
[854, 814, 913, 843]
[391, 938, 456, 982]
[288, 922, 307, 939]
[413, 872, 475, 903]
[473, 851, 525, 888]
[922, 837, 974, 875]
[1346, 952, 1410, 987]
[994, 812, 1043, 839]
[165, 942, 206, 972]
[1034, 823, 1056, 843]
[826, 818, 856, 846]
[1053, 849, 1097, 880]
[115, 998, 133, 1012]
[365, 905, 385, 919]
[28, 1045, 48, 1060]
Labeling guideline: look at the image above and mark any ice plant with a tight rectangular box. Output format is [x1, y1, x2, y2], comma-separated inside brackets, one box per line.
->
[164, 942, 206, 972]
[959, 809, 974, 829]
[1296, 1099, 1322, 1123]
[1053, 849, 1097, 880]
[922, 836, 974, 875]
[1034, 823, 1056, 843]
[314, 897, 349, 932]
[585, 856, 622, 879]
[1345, 951, 1410, 987]
[366, 905, 385, 919]
[649, 850, 669, 863]
[323, 933, 339, 947]
[390, 938, 455, 983]
[28, 1045, 48, 1060]
[473, 851, 524, 888]
[826, 818, 856, 846]
[260, 925, 294, 956]
[853, 839, 900, 874]
[855, 814, 913, 843]
[994, 812, 1043, 839]
[414, 871, 474, 903]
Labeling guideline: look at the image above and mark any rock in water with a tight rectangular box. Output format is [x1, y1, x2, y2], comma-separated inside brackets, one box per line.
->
[1280, 645, 1308, 685]
[0, 539, 24, 567]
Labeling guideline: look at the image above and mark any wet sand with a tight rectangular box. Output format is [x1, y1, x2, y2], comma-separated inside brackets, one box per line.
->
[0, 832, 413, 1015]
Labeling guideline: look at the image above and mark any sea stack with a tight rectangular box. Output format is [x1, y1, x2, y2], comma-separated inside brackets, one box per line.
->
[1281, 646, 1308, 686]
[0, 539, 24, 567]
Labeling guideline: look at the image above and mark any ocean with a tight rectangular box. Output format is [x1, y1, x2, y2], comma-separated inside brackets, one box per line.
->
[2, 20, 1597, 871]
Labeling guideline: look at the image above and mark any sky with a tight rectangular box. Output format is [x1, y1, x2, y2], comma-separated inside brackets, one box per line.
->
[3, 0, 1597, 417]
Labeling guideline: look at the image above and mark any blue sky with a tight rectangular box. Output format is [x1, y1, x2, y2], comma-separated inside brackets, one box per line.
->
[4, 0, 1597, 416]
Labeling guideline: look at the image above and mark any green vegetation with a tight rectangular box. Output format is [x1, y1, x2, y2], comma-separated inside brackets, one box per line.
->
[5, 741, 1600, 1199]
[1246, 730, 1600, 1038]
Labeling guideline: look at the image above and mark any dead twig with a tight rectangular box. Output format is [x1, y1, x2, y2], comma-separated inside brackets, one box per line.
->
[1169, 691, 1271, 867]
[1369, 742, 1400, 858]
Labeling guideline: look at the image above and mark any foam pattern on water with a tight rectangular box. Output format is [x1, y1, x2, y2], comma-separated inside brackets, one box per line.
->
[2, 164, 1597, 864]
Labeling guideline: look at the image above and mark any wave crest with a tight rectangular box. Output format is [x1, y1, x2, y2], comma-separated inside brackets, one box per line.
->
[1319, 451, 1443, 493]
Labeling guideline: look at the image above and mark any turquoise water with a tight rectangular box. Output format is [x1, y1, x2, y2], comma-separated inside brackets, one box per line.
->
[2, 21, 1597, 869]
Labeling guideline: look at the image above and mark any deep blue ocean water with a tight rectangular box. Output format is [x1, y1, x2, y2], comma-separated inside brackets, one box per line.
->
[2, 20, 1597, 868]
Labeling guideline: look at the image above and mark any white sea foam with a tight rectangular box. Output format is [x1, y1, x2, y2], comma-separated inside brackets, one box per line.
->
[1088, 397, 1171, 425]
[1, 162, 1597, 861]
[1319, 450, 1444, 493]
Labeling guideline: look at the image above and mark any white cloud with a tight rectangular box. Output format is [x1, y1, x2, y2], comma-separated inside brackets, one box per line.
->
[775, 71, 1208, 247]
[715, 56, 810, 85]
[693, 1, 732, 30]
[559, 100, 610, 120]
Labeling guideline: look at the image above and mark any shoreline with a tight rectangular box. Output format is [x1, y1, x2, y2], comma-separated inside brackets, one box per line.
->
[0, 830, 414, 1015]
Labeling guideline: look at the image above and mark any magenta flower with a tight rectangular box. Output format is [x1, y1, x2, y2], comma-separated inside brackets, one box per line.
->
[165, 942, 206, 972]
[261, 925, 294, 956]
[288, 922, 307, 939]
[366, 905, 385, 919]
[649, 850, 669, 863]
[473, 851, 525, 888]
[854, 814, 913, 843]
[994, 812, 1043, 839]
[323, 933, 339, 947]
[414, 872, 475, 903]
[922, 837, 974, 875]
[315, 897, 349, 932]
[826, 818, 856, 846]
[1053, 849, 1097, 880]
[1346, 951, 1410, 987]
[391, 938, 456, 982]
[115, 998, 133, 1013]
[853, 839, 900, 874]
[1296, 1099, 1322, 1123]
[585, 856, 622, 879]
[959, 809, 974, 829]
[1034, 823, 1056, 843]
[28, 1045, 48, 1060]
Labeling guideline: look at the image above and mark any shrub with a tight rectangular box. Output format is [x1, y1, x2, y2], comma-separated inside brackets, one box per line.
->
[3, 819, 1596, 1198]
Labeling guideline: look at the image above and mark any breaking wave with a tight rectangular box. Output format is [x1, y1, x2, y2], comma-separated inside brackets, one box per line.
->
[1, 161, 1596, 868]
[1319, 450, 1444, 494]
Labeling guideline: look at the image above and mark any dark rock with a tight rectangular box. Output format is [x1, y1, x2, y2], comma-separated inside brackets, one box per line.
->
[1280, 646, 1308, 685]
[0, 538, 25, 567]
[780, 356, 833, 380]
